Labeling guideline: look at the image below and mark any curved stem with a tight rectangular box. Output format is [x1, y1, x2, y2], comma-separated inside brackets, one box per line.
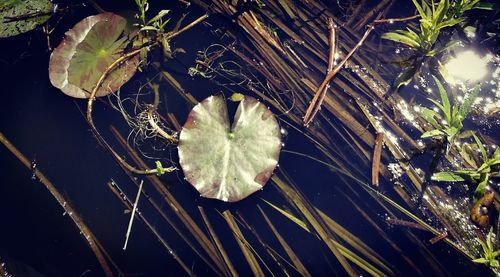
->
[85, 14, 209, 174]
[86, 45, 171, 175]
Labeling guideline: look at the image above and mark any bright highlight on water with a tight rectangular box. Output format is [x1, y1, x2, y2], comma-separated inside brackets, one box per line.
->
[444, 50, 491, 84]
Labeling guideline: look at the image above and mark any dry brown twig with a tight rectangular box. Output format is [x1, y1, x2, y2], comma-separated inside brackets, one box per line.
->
[303, 15, 378, 126]
[303, 13, 421, 126]
[371, 132, 384, 187]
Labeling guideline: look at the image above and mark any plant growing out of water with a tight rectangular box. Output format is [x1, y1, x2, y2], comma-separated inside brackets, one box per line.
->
[472, 228, 500, 268]
[132, 0, 176, 61]
[178, 95, 282, 202]
[419, 76, 479, 145]
[383, 0, 463, 55]
[432, 133, 499, 200]
[382, 0, 492, 89]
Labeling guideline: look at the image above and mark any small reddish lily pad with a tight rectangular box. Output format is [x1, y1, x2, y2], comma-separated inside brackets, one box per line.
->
[178, 95, 282, 202]
[49, 13, 139, 98]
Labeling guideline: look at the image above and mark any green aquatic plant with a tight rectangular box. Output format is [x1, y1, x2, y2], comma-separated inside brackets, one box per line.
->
[382, 0, 492, 89]
[0, 0, 54, 38]
[432, 133, 500, 200]
[473, 228, 500, 268]
[132, 0, 173, 60]
[383, 0, 461, 55]
[177, 95, 282, 202]
[419, 76, 479, 145]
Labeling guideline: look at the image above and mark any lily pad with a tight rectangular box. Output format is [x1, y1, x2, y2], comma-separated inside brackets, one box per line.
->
[178, 95, 282, 202]
[0, 0, 53, 38]
[49, 13, 139, 98]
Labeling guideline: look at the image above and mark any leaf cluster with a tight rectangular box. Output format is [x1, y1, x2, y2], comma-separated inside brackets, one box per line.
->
[473, 228, 500, 268]
[132, 1, 173, 62]
[419, 76, 479, 144]
[383, 0, 489, 55]
[382, 0, 493, 90]
[431, 133, 500, 200]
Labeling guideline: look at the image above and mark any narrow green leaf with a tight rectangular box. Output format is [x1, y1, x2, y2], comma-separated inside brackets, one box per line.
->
[431, 171, 466, 182]
[458, 86, 480, 120]
[404, 27, 421, 41]
[444, 126, 459, 140]
[382, 31, 421, 48]
[493, 148, 500, 160]
[473, 3, 495, 10]
[411, 0, 428, 19]
[427, 98, 446, 116]
[491, 260, 499, 268]
[437, 17, 464, 29]
[472, 257, 488, 264]
[473, 173, 489, 201]
[476, 237, 489, 255]
[432, 76, 451, 122]
[147, 9, 169, 25]
[419, 107, 441, 128]
[434, 0, 449, 25]
[140, 26, 159, 32]
[487, 228, 493, 254]
[472, 133, 488, 162]
[262, 199, 310, 232]
[421, 129, 445, 138]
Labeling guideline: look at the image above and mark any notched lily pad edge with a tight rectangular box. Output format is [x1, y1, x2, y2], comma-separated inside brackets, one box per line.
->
[178, 94, 282, 203]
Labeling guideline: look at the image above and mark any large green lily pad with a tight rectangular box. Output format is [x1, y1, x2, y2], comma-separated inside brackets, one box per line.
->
[178, 95, 282, 202]
[49, 13, 139, 98]
[0, 0, 53, 38]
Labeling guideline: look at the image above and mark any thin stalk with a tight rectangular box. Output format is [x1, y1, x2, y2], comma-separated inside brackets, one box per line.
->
[236, 211, 292, 277]
[198, 207, 238, 276]
[303, 17, 378, 126]
[115, 164, 219, 273]
[272, 174, 358, 277]
[167, 14, 209, 40]
[303, 17, 336, 126]
[258, 205, 311, 277]
[123, 180, 143, 250]
[0, 132, 114, 277]
[352, 0, 391, 31]
[109, 126, 228, 273]
[107, 181, 195, 276]
[222, 211, 265, 276]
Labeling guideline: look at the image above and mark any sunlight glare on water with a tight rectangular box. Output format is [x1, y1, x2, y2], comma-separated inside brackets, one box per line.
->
[444, 50, 491, 84]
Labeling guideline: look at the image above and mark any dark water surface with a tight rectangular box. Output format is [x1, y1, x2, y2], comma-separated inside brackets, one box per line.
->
[0, 1, 496, 276]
